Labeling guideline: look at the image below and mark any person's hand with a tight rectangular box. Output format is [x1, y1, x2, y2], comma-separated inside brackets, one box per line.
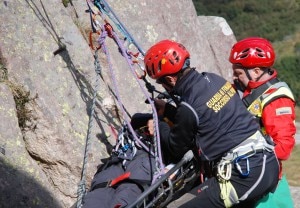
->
[154, 98, 166, 116]
[147, 119, 154, 136]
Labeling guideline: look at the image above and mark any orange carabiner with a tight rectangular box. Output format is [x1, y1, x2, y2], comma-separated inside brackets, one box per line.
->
[89, 30, 101, 50]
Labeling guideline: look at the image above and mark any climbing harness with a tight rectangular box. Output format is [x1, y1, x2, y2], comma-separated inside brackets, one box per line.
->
[112, 123, 138, 167]
[217, 130, 273, 181]
[216, 130, 274, 207]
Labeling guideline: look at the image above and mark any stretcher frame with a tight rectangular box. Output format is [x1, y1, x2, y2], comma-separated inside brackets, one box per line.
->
[128, 150, 200, 208]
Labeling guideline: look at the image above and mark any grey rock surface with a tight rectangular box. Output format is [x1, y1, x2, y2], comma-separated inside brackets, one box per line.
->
[1, 0, 296, 207]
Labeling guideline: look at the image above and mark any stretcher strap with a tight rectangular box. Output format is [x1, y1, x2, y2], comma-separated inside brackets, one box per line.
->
[110, 172, 131, 186]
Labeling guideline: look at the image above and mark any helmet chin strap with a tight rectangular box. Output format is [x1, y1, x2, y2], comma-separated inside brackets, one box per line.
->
[158, 77, 174, 89]
[244, 68, 269, 82]
[159, 61, 191, 91]
[244, 68, 253, 81]
[255, 70, 267, 82]
[158, 78, 180, 105]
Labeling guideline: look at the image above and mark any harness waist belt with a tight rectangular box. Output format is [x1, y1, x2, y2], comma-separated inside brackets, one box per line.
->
[223, 130, 274, 161]
[217, 131, 274, 181]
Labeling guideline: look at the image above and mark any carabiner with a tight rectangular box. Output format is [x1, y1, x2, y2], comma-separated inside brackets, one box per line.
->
[89, 30, 102, 50]
[127, 51, 146, 79]
[234, 155, 250, 177]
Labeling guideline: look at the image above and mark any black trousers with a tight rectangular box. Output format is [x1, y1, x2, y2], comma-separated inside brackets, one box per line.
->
[82, 149, 155, 208]
[83, 114, 155, 208]
[178, 151, 279, 208]
[82, 182, 142, 208]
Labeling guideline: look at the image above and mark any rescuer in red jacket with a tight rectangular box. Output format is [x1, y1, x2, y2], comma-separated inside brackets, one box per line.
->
[229, 37, 296, 207]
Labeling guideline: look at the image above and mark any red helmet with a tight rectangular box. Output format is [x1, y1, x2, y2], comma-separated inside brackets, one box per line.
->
[229, 37, 275, 68]
[144, 40, 190, 79]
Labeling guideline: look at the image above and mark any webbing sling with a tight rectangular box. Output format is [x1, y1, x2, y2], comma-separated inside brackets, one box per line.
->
[242, 78, 279, 108]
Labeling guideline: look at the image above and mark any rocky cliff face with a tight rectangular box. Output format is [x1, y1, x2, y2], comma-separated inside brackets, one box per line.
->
[0, 0, 236, 207]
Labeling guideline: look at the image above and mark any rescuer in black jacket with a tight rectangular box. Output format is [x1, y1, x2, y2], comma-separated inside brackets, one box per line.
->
[144, 39, 279, 207]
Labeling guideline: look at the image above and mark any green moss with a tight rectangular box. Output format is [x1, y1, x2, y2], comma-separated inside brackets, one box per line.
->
[62, 0, 70, 7]
[7, 82, 34, 129]
[0, 62, 36, 130]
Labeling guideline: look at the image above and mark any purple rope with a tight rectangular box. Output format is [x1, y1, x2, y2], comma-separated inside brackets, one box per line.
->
[97, 27, 161, 162]
[109, 32, 166, 180]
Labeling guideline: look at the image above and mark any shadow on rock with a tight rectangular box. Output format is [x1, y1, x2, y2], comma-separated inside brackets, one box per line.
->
[0, 157, 61, 208]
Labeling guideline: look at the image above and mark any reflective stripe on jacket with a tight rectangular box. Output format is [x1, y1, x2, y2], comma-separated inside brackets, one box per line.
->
[243, 71, 296, 164]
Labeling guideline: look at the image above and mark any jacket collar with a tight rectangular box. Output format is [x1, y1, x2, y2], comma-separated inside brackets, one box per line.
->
[172, 68, 196, 97]
[243, 69, 278, 97]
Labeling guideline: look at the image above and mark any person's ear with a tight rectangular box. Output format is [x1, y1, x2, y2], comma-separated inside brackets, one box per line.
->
[164, 75, 172, 83]
[165, 75, 177, 86]
[253, 67, 262, 75]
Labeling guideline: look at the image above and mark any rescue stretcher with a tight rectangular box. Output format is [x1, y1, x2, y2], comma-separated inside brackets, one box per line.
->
[128, 150, 200, 208]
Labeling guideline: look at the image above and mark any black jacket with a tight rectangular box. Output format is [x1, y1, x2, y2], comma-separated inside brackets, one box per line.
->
[159, 69, 259, 163]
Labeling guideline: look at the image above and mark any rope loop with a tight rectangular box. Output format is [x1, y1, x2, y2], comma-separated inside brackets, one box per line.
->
[217, 160, 232, 181]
